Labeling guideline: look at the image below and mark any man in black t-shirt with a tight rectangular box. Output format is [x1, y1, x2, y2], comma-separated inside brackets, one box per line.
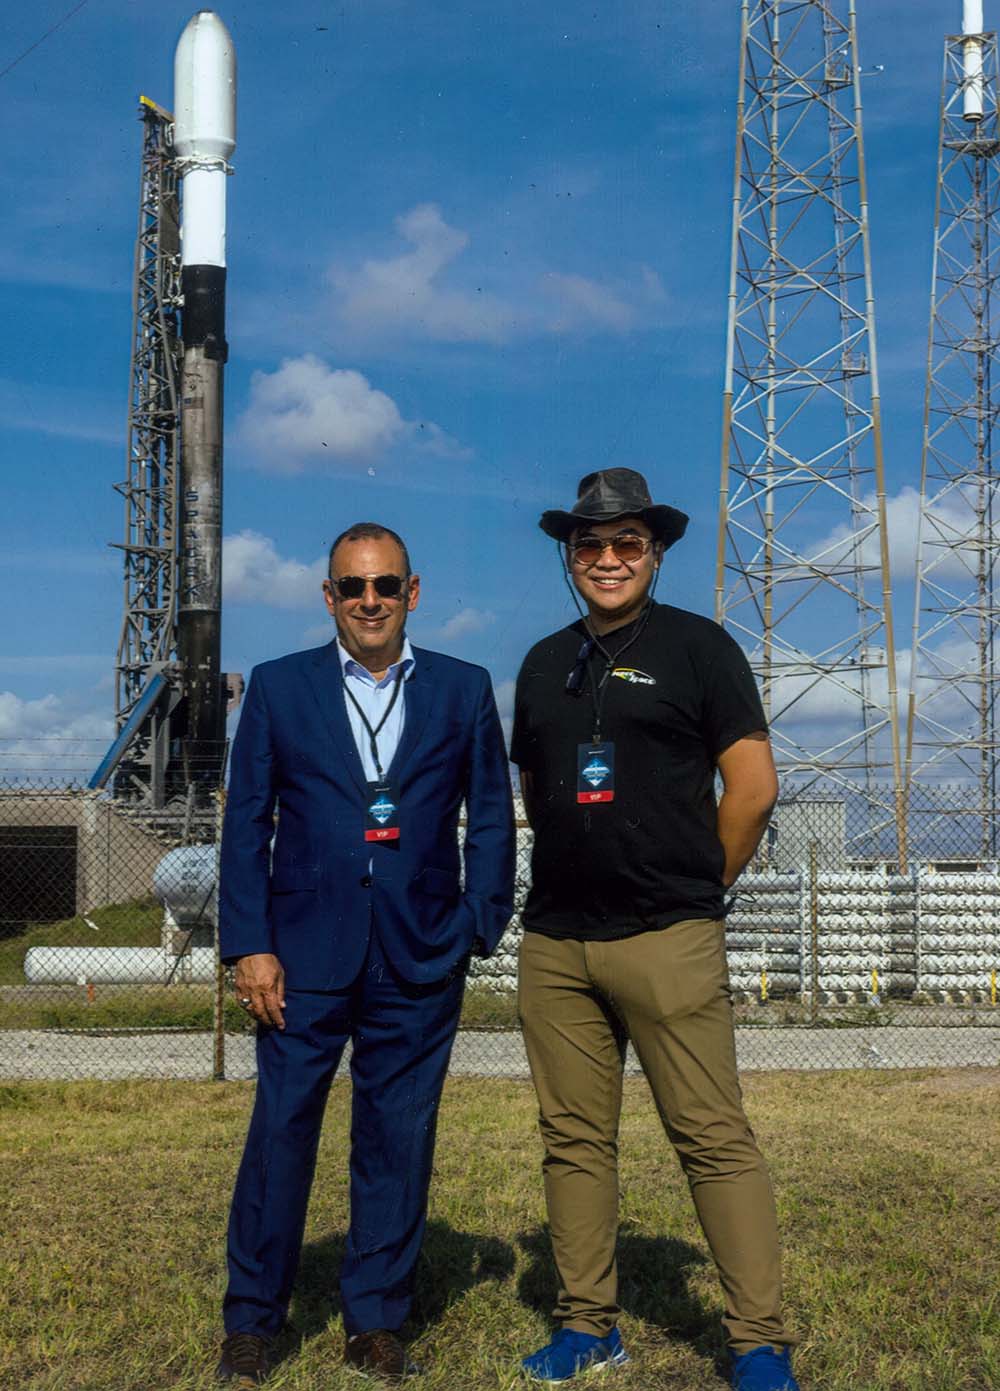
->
[513, 470, 799, 1391]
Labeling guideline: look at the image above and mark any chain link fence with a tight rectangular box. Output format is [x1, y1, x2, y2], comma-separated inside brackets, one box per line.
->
[1, 766, 998, 1079]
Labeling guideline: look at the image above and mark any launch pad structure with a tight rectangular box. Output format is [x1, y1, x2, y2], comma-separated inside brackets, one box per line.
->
[107, 97, 184, 806]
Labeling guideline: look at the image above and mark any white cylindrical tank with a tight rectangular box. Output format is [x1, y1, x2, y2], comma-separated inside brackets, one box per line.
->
[963, 0, 985, 122]
[24, 946, 216, 984]
[173, 11, 237, 267]
[153, 844, 218, 925]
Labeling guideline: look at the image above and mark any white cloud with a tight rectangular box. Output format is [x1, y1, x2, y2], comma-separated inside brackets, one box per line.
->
[493, 678, 516, 722]
[302, 621, 335, 645]
[439, 607, 496, 641]
[332, 204, 519, 344]
[330, 204, 660, 346]
[0, 692, 110, 741]
[0, 691, 113, 779]
[237, 356, 408, 469]
[223, 531, 327, 608]
[907, 630, 988, 750]
[544, 272, 634, 333]
[765, 662, 901, 732]
[810, 485, 984, 585]
[236, 354, 467, 470]
[493, 677, 516, 750]
[640, 265, 668, 303]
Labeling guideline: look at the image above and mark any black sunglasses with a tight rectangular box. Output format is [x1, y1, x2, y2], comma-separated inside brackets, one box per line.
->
[329, 574, 407, 600]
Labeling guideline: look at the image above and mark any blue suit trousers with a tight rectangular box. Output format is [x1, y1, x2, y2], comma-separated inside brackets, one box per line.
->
[223, 928, 466, 1338]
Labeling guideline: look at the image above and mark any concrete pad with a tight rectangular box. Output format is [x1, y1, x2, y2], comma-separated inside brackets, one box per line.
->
[0, 1024, 997, 1081]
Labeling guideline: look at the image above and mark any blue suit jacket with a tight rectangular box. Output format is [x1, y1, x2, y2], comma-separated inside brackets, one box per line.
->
[219, 641, 516, 988]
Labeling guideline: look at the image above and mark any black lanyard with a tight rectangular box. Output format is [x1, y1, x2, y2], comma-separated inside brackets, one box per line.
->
[585, 649, 616, 745]
[580, 601, 654, 744]
[342, 667, 405, 781]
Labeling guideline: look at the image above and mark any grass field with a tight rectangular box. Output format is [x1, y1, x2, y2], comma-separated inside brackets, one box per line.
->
[1, 1069, 997, 1391]
[0, 903, 519, 1031]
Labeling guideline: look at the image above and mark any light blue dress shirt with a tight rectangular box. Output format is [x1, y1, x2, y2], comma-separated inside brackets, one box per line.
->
[337, 636, 416, 782]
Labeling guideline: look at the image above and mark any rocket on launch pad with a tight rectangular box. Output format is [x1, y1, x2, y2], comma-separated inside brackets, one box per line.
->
[90, 11, 236, 801]
[174, 11, 236, 777]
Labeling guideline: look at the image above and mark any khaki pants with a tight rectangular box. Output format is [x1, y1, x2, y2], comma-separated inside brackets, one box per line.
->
[518, 919, 791, 1354]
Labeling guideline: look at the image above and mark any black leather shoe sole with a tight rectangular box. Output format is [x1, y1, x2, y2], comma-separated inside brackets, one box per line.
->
[344, 1330, 421, 1381]
[216, 1332, 272, 1386]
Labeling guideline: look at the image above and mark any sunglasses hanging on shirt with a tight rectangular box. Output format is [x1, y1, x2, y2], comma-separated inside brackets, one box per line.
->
[565, 637, 595, 695]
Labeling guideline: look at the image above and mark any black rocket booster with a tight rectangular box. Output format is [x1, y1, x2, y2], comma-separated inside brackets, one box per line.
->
[173, 11, 236, 777]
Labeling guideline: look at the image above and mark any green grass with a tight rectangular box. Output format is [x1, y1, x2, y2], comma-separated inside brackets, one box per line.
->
[0, 902, 519, 1031]
[1, 983, 513, 1033]
[0, 987, 252, 1033]
[3, 986, 515, 1033]
[0, 1069, 997, 1390]
[0, 900, 163, 985]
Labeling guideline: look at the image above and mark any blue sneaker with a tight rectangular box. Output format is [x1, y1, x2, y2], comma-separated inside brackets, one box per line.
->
[521, 1326, 629, 1383]
[731, 1345, 799, 1391]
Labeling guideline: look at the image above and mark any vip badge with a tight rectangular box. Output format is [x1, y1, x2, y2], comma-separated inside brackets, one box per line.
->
[577, 742, 615, 804]
[365, 781, 401, 841]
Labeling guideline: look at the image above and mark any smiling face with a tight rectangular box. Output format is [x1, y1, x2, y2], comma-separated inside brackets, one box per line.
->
[568, 516, 660, 634]
[323, 534, 420, 675]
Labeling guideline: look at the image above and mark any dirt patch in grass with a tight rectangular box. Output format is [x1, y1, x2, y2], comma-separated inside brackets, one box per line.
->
[903, 1066, 1000, 1095]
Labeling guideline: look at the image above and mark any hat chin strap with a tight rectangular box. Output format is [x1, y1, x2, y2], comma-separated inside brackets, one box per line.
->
[557, 541, 662, 652]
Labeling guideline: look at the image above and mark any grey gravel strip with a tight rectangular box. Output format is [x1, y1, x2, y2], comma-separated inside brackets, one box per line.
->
[1, 1025, 998, 1081]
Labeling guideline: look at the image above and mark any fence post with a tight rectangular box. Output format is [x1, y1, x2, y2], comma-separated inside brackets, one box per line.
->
[212, 786, 226, 1081]
[809, 839, 820, 1024]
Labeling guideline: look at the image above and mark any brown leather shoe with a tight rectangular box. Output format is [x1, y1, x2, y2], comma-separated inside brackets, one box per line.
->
[216, 1332, 272, 1386]
[344, 1329, 420, 1380]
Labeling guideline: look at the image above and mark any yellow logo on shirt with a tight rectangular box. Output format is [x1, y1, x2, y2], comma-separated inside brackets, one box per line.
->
[611, 667, 656, 686]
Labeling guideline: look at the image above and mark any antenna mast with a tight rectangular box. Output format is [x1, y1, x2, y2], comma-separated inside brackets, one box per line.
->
[906, 0, 1000, 859]
[717, 0, 905, 864]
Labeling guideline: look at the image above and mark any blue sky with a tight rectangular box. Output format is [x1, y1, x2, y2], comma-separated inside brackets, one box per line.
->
[0, 0, 963, 769]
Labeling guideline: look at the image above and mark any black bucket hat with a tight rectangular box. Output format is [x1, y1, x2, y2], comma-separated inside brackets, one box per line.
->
[539, 468, 689, 549]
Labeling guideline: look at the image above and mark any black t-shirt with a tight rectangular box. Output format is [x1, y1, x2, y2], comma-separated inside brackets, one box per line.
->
[510, 602, 767, 939]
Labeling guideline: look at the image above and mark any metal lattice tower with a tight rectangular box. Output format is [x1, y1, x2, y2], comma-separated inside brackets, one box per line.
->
[111, 98, 182, 800]
[905, 10, 1000, 860]
[717, 0, 905, 863]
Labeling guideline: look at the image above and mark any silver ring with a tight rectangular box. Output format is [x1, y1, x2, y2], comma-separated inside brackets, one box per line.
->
[239, 997, 252, 1008]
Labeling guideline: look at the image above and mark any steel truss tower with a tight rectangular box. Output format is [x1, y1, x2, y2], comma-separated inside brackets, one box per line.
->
[906, 15, 1000, 860]
[111, 98, 183, 803]
[717, 0, 905, 863]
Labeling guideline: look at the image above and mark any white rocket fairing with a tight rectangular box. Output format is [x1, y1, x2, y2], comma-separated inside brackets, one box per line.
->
[174, 11, 236, 266]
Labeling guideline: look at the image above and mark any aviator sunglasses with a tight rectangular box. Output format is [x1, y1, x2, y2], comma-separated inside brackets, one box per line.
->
[569, 533, 651, 567]
[329, 573, 408, 600]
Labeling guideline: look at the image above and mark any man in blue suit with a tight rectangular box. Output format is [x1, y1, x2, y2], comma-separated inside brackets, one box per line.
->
[216, 521, 515, 1386]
